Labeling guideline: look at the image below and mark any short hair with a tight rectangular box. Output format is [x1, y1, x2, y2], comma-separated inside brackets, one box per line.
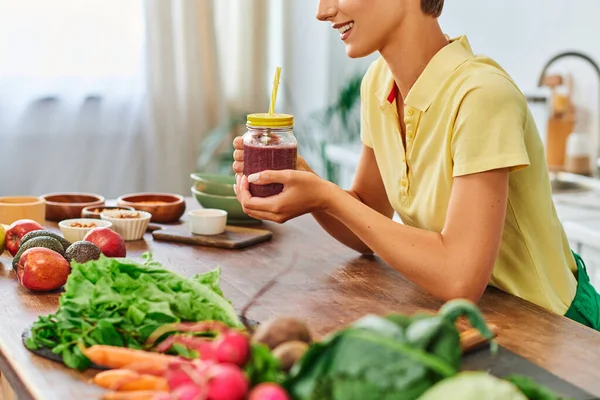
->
[421, 0, 444, 18]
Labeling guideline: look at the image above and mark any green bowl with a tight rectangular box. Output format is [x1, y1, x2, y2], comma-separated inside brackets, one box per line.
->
[190, 187, 260, 224]
[190, 173, 235, 196]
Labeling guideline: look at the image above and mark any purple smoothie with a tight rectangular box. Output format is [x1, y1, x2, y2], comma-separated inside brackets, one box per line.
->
[244, 143, 297, 197]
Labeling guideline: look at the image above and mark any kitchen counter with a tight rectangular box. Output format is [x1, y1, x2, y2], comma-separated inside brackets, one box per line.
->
[2, 199, 600, 399]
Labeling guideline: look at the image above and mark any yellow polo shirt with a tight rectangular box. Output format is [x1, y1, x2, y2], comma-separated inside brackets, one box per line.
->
[360, 35, 577, 314]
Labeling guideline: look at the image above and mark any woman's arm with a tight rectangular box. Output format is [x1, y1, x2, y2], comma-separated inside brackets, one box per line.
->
[238, 167, 508, 303]
[310, 145, 394, 255]
[324, 168, 509, 302]
[233, 137, 393, 255]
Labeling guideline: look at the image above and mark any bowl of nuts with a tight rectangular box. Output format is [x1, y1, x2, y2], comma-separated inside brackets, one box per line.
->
[100, 210, 152, 241]
[81, 205, 135, 219]
[58, 218, 113, 243]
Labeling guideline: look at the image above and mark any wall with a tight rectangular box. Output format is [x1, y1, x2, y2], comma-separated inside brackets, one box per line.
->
[280, 0, 331, 118]
[440, 0, 600, 170]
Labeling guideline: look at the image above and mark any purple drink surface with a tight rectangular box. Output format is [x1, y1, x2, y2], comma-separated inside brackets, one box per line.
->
[244, 143, 297, 197]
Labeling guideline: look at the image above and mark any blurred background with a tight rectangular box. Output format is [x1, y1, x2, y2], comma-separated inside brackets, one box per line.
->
[1, 0, 599, 197]
[3, 0, 600, 262]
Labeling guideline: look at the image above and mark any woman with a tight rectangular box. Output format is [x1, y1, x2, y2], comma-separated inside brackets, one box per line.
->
[232, 0, 600, 329]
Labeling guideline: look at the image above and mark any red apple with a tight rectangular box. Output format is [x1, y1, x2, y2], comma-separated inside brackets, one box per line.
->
[83, 227, 126, 258]
[6, 219, 44, 256]
[17, 247, 70, 292]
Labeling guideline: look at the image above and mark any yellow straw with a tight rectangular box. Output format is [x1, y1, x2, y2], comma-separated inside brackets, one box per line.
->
[268, 67, 282, 116]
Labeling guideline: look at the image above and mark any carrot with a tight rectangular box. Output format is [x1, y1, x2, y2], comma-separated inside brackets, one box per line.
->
[93, 369, 169, 392]
[83, 345, 178, 370]
[101, 391, 167, 400]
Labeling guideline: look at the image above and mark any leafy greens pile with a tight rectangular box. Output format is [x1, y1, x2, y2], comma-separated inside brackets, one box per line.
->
[283, 300, 565, 400]
[25, 253, 242, 370]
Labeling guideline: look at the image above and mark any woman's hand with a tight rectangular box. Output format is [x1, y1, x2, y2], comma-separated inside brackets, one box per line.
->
[232, 136, 313, 175]
[234, 170, 337, 224]
[232, 136, 245, 175]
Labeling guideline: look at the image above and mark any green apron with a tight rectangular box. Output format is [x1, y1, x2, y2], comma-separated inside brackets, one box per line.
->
[564, 252, 600, 330]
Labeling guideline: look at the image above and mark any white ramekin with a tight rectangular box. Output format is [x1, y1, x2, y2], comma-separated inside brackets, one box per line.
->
[100, 210, 151, 241]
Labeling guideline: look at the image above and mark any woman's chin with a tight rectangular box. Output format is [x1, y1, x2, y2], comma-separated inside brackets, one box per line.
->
[345, 43, 376, 59]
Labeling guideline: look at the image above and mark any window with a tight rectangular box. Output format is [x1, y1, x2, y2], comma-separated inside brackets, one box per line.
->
[0, 0, 145, 98]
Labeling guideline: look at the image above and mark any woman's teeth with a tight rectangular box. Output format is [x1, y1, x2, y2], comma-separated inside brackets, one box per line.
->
[338, 22, 354, 35]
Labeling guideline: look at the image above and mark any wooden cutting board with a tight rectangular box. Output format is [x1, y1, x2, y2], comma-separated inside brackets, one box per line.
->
[462, 345, 596, 399]
[152, 225, 272, 249]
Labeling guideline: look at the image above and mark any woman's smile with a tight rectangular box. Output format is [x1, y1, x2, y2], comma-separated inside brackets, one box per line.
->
[333, 20, 354, 41]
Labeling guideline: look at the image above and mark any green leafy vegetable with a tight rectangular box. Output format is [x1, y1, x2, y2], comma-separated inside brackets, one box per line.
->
[284, 299, 495, 400]
[25, 253, 242, 370]
[170, 343, 199, 359]
[506, 375, 569, 400]
[245, 343, 287, 386]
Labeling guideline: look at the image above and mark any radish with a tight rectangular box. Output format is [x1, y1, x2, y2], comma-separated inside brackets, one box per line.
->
[172, 383, 206, 400]
[248, 383, 290, 400]
[166, 360, 212, 391]
[206, 364, 248, 400]
[212, 331, 250, 366]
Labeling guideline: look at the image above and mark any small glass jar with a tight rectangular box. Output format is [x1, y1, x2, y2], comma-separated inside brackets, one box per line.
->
[243, 113, 297, 198]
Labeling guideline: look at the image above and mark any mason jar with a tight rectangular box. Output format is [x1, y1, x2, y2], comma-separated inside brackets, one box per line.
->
[242, 113, 297, 197]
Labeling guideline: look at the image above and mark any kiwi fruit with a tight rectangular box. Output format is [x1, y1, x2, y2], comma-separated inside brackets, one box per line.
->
[251, 316, 312, 350]
[272, 340, 309, 372]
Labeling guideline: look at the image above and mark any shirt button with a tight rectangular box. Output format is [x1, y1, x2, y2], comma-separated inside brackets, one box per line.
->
[407, 131, 414, 139]
[400, 179, 408, 187]
[407, 109, 414, 116]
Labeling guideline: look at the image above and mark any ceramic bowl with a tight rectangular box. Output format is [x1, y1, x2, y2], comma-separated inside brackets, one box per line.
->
[0, 196, 46, 225]
[117, 193, 186, 223]
[188, 209, 227, 235]
[190, 173, 236, 196]
[101, 209, 151, 241]
[41, 193, 105, 222]
[81, 205, 135, 219]
[58, 218, 112, 243]
[191, 187, 259, 224]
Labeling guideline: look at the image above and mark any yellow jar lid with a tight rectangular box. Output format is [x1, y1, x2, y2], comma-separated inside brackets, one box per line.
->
[247, 113, 294, 128]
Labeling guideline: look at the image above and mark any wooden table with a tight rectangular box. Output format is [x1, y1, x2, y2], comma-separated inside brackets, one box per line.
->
[2, 200, 600, 399]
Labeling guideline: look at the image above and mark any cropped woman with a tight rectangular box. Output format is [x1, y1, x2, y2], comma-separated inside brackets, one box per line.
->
[232, 0, 600, 330]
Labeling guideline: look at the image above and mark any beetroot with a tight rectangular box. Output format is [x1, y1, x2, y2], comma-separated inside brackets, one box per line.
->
[213, 331, 250, 366]
[206, 364, 248, 400]
[248, 383, 290, 400]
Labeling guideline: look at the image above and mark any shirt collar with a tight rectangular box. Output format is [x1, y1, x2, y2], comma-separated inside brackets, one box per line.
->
[377, 35, 474, 112]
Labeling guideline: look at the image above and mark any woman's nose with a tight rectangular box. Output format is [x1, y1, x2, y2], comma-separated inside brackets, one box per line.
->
[316, 0, 337, 21]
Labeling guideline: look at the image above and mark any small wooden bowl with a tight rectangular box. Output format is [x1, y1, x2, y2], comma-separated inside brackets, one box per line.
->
[81, 205, 135, 219]
[41, 193, 105, 222]
[117, 193, 186, 223]
[0, 196, 46, 225]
